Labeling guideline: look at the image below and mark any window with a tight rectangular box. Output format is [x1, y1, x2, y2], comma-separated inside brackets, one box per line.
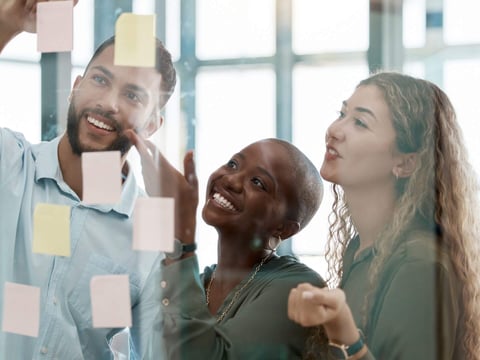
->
[2, 0, 479, 276]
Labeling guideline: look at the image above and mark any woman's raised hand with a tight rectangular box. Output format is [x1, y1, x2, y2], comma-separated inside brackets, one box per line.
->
[127, 130, 199, 245]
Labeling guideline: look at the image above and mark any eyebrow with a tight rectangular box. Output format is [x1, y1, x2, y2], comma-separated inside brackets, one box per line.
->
[91, 65, 149, 101]
[343, 100, 377, 121]
[91, 65, 114, 80]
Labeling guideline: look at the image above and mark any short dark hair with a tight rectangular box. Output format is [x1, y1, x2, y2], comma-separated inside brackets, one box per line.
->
[84, 36, 177, 109]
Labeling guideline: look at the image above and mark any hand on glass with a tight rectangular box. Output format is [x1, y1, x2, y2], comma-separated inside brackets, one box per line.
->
[0, 0, 79, 34]
[126, 130, 199, 245]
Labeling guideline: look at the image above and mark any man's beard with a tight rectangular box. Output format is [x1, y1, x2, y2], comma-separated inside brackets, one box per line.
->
[66, 101, 132, 157]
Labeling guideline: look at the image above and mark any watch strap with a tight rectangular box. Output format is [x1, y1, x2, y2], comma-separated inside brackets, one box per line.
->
[165, 239, 197, 260]
[328, 329, 365, 359]
[182, 242, 197, 253]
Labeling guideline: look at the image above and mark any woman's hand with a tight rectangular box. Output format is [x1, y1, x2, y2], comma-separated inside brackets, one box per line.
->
[288, 283, 360, 345]
[126, 130, 199, 245]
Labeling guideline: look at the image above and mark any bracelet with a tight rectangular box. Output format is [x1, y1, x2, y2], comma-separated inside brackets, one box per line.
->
[327, 329, 365, 360]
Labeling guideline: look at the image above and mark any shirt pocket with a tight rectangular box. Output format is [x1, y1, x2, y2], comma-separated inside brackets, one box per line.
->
[68, 253, 141, 329]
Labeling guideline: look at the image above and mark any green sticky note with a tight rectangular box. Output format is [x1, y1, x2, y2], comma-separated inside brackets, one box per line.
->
[114, 13, 156, 67]
[33, 203, 71, 257]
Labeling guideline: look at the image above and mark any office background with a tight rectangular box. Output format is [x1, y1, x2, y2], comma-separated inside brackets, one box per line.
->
[1, 0, 479, 275]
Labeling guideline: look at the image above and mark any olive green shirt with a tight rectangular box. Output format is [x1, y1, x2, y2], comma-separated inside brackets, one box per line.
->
[157, 254, 326, 359]
[341, 233, 464, 360]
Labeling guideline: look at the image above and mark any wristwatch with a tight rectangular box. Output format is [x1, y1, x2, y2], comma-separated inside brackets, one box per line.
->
[328, 330, 365, 359]
[165, 239, 197, 260]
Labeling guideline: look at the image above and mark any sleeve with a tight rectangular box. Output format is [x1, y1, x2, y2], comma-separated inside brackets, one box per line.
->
[159, 256, 325, 360]
[0, 128, 27, 188]
[368, 259, 459, 360]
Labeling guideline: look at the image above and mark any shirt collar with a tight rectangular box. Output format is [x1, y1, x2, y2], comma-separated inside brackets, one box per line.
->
[32, 136, 140, 218]
[341, 235, 376, 286]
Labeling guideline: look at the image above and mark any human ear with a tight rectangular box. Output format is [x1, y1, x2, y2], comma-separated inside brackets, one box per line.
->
[276, 220, 301, 240]
[68, 76, 83, 102]
[140, 112, 164, 138]
[393, 152, 417, 178]
[72, 75, 83, 90]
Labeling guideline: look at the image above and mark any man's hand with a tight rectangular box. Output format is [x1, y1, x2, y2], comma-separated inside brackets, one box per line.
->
[0, 0, 37, 36]
[126, 130, 199, 245]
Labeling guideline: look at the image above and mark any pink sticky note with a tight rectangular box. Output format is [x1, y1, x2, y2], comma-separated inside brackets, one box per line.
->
[82, 151, 122, 205]
[2, 282, 40, 337]
[90, 275, 132, 328]
[37, 0, 74, 53]
[133, 197, 174, 252]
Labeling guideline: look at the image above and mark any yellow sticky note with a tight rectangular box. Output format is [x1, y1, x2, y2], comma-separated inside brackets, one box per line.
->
[2, 282, 41, 338]
[114, 13, 156, 67]
[33, 203, 71, 257]
[37, 0, 74, 53]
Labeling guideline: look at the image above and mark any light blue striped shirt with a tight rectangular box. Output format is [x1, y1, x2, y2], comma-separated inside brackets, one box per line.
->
[0, 128, 161, 359]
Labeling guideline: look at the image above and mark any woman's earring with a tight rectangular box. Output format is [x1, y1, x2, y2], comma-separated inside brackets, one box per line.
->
[393, 170, 399, 181]
[267, 236, 281, 251]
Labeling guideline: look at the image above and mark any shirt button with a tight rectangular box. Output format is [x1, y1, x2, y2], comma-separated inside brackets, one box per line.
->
[53, 296, 58, 305]
[40, 347, 48, 354]
[162, 298, 170, 306]
[160, 280, 167, 288]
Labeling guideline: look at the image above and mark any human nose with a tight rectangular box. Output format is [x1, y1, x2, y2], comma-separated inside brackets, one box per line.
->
[96, 89, 120, 114]
[325, 119, 345, 143]
[223, 172, 243, 193]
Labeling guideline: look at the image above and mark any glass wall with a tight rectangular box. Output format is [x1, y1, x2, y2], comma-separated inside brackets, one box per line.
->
[1, 0, 479, 275]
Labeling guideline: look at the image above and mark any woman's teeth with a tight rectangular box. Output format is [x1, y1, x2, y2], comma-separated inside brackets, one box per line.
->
[213, 193, 237, 211]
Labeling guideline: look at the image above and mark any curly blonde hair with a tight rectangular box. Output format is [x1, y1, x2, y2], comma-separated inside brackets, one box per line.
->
[324, 72, 480, 359]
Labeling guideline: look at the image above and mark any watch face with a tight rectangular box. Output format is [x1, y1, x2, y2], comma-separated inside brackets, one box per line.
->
[327, 344, 348, 360]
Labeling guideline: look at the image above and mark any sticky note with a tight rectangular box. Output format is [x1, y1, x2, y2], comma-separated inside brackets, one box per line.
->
[2, 282, 40, 337]
[82, 151, 122, 204]
[90, 275, 132, 328]
[33, 203, 71, 257]
[133, 197, 174, 252]
[37, 0, 74, 53]
[114, 13, 156, 67]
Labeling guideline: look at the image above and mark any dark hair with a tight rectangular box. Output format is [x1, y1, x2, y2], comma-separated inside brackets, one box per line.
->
[84, 36, 177, 109]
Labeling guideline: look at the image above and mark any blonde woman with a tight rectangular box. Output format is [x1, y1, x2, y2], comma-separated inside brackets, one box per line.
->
[288, 72, 480, 360]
